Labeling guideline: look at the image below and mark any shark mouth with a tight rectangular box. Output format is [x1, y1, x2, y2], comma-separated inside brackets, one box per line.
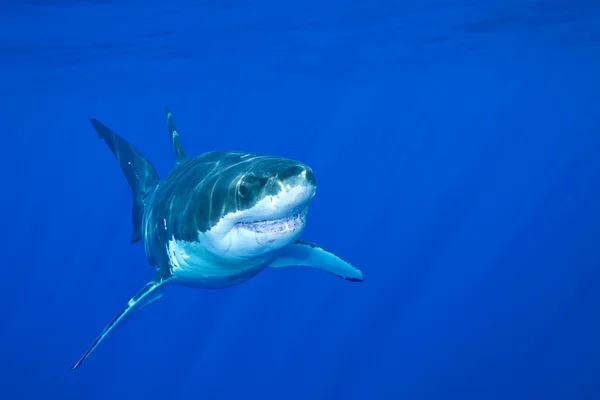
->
[235, 209, 307, 234]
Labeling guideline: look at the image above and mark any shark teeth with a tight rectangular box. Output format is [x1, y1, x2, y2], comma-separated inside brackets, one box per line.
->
[236, 211, 306, 234]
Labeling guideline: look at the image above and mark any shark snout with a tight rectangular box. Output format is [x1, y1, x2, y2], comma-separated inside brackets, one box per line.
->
[279, 164, 317, 189]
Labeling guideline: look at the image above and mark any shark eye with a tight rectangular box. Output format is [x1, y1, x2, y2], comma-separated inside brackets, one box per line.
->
[239, 184, 248, 196]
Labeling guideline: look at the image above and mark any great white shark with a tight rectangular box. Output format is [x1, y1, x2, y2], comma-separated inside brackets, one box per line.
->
[71, 107, 363, 370]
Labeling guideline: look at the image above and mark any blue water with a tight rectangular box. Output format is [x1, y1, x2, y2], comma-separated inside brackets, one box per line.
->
[1, 1, 600, 399]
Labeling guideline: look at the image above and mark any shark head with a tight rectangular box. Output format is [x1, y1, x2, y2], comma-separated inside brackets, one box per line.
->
[195, 155, 317, 262]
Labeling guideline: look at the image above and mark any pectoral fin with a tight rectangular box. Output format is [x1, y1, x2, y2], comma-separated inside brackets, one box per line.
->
[270, 240, 364, 282]
[70, 271, 173, 370]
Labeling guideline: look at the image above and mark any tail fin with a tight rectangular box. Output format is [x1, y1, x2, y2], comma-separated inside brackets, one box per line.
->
[89, 119, 159, 244]
[165, 106, 187, 163]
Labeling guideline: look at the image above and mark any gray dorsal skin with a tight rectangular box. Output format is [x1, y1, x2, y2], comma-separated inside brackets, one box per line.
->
[71, 107, 363, 371]
[165, 106, 187, 163]
[90, 119, 159, 244]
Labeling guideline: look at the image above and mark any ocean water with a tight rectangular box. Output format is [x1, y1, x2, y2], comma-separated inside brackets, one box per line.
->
[1, 1, 600, 399]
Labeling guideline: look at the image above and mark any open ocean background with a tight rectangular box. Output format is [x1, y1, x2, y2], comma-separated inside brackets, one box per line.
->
[1, 1, 599, 399]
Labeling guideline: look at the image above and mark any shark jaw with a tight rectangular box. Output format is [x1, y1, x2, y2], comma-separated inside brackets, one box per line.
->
[234, 206, 308, 235]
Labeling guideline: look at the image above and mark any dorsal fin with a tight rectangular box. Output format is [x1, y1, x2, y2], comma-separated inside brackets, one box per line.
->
[165, 106, 187, 163]
[89, 119, 159, 244]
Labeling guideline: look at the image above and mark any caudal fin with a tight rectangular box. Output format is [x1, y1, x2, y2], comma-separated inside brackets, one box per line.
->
[165, 106, 187, 163]
[89, 119, 159, 244]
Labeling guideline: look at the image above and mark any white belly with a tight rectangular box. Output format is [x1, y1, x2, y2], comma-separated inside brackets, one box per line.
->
[166, 236, 271, 288]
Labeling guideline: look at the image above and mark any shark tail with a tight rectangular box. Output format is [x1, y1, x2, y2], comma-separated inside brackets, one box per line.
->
[89, 119, 159, 244]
